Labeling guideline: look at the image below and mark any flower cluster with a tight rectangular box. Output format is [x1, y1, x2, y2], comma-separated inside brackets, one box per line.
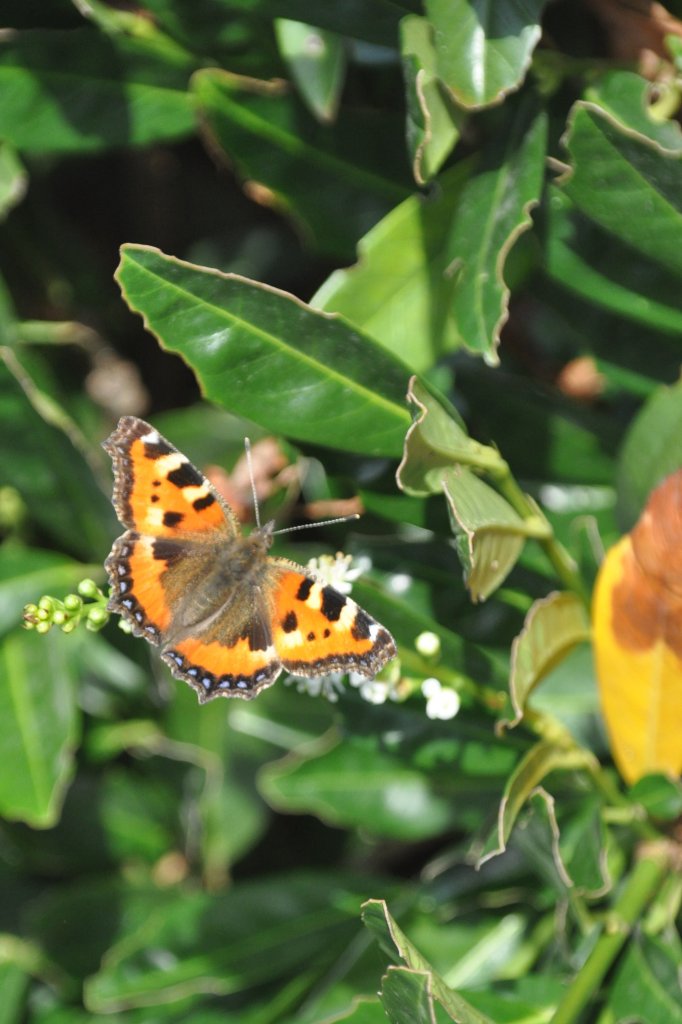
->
[23, 579, 110, 634]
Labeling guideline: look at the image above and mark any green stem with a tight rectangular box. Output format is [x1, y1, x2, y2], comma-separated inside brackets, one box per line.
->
[492, 461, 590, 605]
[550, 849, 670, 1024]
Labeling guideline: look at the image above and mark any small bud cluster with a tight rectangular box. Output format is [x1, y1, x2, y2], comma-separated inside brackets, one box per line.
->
[23, 579, 110, 635]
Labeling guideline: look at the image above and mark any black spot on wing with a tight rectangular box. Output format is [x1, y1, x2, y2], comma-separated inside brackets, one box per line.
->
[296, 577, 313, 602]
[163, 511, 183, 528]
[351, 608, 372, 641]
[167, 461, 204, 489]
[307, 631, 315, 641]
[321, 586, 346, 622]
[143, 437, 174, 458]
[193, 493, 216, 511]
[152, 538, 184, 563]
[282, 611, 298, 633]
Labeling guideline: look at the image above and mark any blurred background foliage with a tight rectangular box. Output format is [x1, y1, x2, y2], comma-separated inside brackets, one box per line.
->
[1, 1, 682, 1021]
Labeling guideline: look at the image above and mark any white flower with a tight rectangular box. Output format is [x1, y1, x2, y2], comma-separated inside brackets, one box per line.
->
[285, 672, 345, 702]
[305, 552, 370, 595]
[358, 680, 389, 705]
[415, 631, 441, 658]
[421, 677, 460, 720]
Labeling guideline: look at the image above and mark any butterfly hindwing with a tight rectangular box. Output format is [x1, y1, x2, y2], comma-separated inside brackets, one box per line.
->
[271, 565, 396, 678]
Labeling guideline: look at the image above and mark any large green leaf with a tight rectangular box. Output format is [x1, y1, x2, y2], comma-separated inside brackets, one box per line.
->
[443, 95, 547, 362]
[116, 244, 412, 456]
[85, 873, 378, 1011]
[560, 80, 682, 277]
[0, 28, 195, 154]
[193, 68, 410, 259]
[313, 164, 473, 370]
[0, 629, 79, 827]
[608, 933, 682, 1023]
[0, 350, 115, 558]
[544, 188, 682, 335]
[260, 735, 460, 841]
[274, 19, 346, 124]
[424, 0, 546, 109]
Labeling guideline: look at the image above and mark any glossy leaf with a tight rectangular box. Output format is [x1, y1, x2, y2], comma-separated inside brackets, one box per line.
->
[507, 592, 591, 727]
[478, 740, 597, 866]
[544, 188, 682, 336]
[260, 735, 459, 841]
[560, 86, 682, 277]
[401, 16, 461, 184]
[616, 380, 682, 530]
[443, 95, 547, 362]
[193, 68, 410, 259]
[86, 873, 376, 1011]
[274, 20, 346, 123]
[116, 244, 412, 456]
[313, 164, 472, 371]
[424, 0, 546, 109]
[0, 28, 195, 154]
[593, 472, 682, 783]
[608, 932, 682, 1023]
[0, 629, 79, 827]
[362, 900, 495, 1024]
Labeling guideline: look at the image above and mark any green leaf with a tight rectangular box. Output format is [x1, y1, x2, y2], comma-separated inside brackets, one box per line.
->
[0, 28, 195, 154]
[193, 68, 410, 259]
[400, 16, 462, 184]
[0, 629, 79, 827]
[608, 932, 682, 1023]
[560, 88, 682, 278]
[362, 900, 495, 1024]
[259, 734, 460, 841]
[379, 967, 443, 1024]
[443, 95, 547, 362]
[85, 873, 376, 1011]
[478, 740, 597, 866]
[557, 794, 611, 897]
[0, 350, 116, 558]
[616, 380, 682, 530]
[274, 20, 346, 123]
[544, 187, 682, 335]
[424, 0, 546, 109]
[313, 164, 472, 371]
[629, 773, 682, 821]
[116, 244, 411, 456]
[0, 143, 26, 220]
[507, 592, 591, 727]
[397, 377, 501, 496]
[0, 544, 99, 638]
[0, 962, 28, 1024]
[442, 466, 532, 602]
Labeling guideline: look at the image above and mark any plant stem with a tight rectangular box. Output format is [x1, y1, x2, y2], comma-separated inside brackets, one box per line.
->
[550, 848, 670, 1024]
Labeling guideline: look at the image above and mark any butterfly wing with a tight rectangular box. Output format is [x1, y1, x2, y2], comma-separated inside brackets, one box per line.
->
[270, 561, 396, 679]
[103, 416, 239, 642]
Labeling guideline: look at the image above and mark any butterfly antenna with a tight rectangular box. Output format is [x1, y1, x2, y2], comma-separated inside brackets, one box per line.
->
[244, 437, 261, 528]
[274, 514, 360, 536]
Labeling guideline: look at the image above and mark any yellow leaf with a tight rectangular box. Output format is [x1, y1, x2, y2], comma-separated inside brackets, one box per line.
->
[593, 472, 682, 784]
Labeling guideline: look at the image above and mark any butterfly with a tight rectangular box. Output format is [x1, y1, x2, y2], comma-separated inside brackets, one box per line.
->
[103, 417, 397, 702]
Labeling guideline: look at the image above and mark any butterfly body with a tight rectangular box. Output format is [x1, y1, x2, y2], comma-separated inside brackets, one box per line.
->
[103, 417, 396, 702]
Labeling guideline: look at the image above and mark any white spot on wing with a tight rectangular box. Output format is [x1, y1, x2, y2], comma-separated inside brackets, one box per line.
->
[141, 429, 161, 445]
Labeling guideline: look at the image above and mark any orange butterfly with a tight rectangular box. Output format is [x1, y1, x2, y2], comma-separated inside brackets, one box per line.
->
[103, 417, 396, 702]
